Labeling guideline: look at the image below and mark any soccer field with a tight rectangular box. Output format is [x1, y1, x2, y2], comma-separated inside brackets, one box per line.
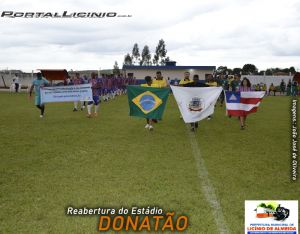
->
[0, 93, 298, 233]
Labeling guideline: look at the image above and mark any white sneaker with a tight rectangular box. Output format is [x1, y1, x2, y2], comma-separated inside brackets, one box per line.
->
[145, 124, 150, 129]
[148, 125, 154, 131]
[40, 115, 44, 118]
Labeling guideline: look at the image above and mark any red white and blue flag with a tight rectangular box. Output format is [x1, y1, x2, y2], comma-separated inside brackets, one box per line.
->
[225, 91, 265, 116]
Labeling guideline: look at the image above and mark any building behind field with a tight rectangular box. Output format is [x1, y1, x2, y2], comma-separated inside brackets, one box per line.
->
[123, 61, 216, 82]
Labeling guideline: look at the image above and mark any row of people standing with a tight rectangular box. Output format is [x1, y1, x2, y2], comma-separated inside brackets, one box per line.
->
[278, 79, 298, 96]
[140, 71, 257, 131]
[66, 73, 136, 117]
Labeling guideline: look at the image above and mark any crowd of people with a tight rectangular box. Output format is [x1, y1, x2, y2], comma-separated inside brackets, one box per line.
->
[29, 72, 136, 118]
[28, 71, 299, 130]
[253, 79, 299, 96]
[64, 73, 136, 116]
[140, 72, 257, 131]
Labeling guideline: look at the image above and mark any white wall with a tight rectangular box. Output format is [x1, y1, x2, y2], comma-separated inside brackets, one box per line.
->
[0, 72, 34, 88]
[125, 69, 213, 80]
[242, 75, 293, 90]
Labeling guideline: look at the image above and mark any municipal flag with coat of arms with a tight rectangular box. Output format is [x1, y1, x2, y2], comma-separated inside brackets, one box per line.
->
[171, 86, 223, 123]
[127, 85, 170, 119]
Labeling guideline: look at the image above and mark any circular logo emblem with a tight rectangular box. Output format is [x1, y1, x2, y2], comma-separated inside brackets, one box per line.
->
[139, 95, 156, 111]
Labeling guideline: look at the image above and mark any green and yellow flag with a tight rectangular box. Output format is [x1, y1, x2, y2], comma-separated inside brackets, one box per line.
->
[127, 85, 170, 119]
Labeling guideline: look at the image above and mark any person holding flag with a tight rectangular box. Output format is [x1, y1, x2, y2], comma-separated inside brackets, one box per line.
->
[127, 76, 170, 131]
[183, 75, 209, 131]
[87, 72, 101, 118]
[238, 78, 252, 129]
[171, 75, 222, 132]
[225, 77, 265, 130]
[178, 71, 193, 119]
[179, 71, 192, 85]
[153, 71, 168, 88]
[151, 71, 167, 123]
[29, 72, 50, 118]
[141, 76, 160, 130]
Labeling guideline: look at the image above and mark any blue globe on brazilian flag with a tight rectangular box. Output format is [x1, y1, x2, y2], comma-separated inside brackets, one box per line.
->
[127, 86, 170, 119]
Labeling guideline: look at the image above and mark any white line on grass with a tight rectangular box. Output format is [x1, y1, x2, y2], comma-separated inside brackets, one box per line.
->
[187, 125, 230, 234]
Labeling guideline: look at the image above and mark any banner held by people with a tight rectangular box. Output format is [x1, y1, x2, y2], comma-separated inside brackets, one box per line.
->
[225, 91, 265, 116]
[40, 84, 93, 104]
[171, 86, 223, 123]
[127, 85, 170, 119]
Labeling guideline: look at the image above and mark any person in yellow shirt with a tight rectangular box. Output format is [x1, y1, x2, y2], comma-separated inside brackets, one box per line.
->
[179, 72, 192, 85]
[206, 77, 218, 87]
[262, 83, 267, 95]
[152, 71, 168, 88]
[269, 83, 276, 96]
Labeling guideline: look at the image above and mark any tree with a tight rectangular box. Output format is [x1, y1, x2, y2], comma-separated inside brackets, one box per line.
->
[265, 68, 273, 75]
[123, 53, 133, 66]
[227, 68, 233, 75]
[113, 61, 120, 75]
[289, 66, 296, 74]
[216, 66, 228, 75]
[140, 45, 152, 66]
[132, 43, 140, 65]
[152, 54, 159, 66]
[153, 39, 168, 65]
[242, 64, 258, 75]
[232, 67, 242, 75]
[161, 56, 170, 66]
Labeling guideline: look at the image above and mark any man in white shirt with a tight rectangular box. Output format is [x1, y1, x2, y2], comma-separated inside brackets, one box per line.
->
[14, 74, 20, 93]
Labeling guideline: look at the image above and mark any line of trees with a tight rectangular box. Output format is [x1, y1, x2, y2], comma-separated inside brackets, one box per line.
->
[123, 39, 170, 66]
[216, 64, 296, 76]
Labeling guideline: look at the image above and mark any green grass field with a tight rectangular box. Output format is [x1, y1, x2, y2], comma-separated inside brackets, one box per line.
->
[0, 92, 298, 233]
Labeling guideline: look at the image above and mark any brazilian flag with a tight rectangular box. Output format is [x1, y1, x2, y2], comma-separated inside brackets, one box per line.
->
[127, 85, 170, 119]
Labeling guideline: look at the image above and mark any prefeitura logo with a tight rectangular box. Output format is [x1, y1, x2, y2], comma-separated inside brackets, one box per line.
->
[254, 202, 290, 221]
[245, 200, 298, 234]
[0, 11, 132, 18]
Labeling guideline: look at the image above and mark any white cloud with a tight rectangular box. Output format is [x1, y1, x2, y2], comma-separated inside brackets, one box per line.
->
[0, 0, 299, 71]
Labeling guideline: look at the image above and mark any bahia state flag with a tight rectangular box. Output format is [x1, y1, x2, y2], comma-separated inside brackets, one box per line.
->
[171, 86, 223, 123]
[225, 91, 265, 116]
[127, 85, 170, 119]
